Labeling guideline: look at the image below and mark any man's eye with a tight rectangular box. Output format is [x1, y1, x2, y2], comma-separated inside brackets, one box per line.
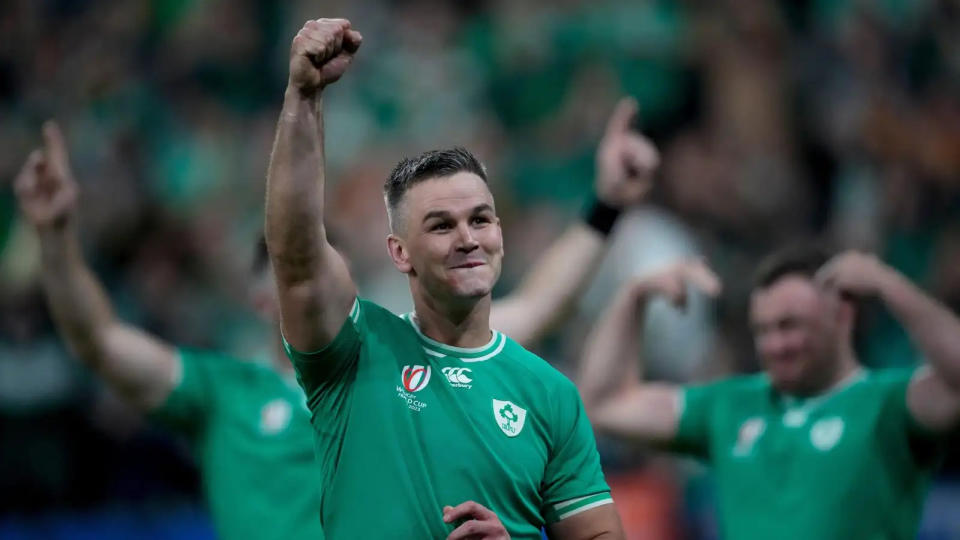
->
[431, 222, 451, 231]
[472, 217, 491, 225]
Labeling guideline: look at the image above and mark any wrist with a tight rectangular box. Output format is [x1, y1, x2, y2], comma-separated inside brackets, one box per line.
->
[285, 83, 323, 102]
[582, 196, 622, 236]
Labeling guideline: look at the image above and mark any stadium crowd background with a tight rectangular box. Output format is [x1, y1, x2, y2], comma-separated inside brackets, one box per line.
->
[1, 0, 958, 538]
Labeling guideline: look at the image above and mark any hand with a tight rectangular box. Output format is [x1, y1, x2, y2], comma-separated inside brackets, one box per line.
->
[14, 121, 79, 231]
[443, 501, 510, 540]
[288, 18, 362, 95]
[595, 97, 660, 207]
[632, 258, 722, 309]
[815, 251, 895, 298]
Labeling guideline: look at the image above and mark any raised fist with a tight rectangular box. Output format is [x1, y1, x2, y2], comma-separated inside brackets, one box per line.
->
[288, 18, 362, 95]
[14, 121, 79, 231]
[595, 97, 660, 207]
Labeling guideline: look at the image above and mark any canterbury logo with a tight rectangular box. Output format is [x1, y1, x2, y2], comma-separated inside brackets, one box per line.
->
[441, 367, 473, 385]
[401, 365, 431, 393]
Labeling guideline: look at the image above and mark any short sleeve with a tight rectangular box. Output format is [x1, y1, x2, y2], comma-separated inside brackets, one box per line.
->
[540, 381, 612, 524]
[282, 298, 363, 429]
[149, 348, 220, 437]
[674, 380, 726, 460]
[875, 367, 943, 467]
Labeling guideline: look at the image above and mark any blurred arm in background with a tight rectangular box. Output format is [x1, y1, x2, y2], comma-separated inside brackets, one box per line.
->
[816, 251, 960, 432]
[490, 98, 660, 347]
[577, 259, 721, 445]
[14, 122, 176, 411]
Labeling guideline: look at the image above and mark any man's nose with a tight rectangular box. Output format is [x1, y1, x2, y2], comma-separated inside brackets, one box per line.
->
[455, 223, 479, 251]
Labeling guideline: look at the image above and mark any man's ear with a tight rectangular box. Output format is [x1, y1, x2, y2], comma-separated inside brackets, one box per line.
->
[387, 234, 413, 274]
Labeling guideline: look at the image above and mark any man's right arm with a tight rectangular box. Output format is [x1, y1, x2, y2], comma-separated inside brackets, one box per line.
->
[15, 122, 176, 411]
[265, 18, 362, 353]
[578, 260, 720, 445]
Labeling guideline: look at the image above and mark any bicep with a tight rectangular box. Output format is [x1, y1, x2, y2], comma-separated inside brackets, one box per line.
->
[546, 502, 624, 540]
[99, 323, 177, 410]
[906, 366, 960, 433]
[275, 242, 357, 352]
[591, 384, 681, 445]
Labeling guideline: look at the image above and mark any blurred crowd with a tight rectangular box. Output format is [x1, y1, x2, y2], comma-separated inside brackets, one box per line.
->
[1, 0, 959, 538]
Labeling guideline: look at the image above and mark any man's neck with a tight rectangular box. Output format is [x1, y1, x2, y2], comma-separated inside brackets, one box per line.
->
[795, 345, 862, 398]
[411, 293, 493, 348]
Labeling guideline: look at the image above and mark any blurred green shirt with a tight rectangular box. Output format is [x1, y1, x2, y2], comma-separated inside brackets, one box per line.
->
[151, 348, 323, 540]
[677, 368, 941, 540]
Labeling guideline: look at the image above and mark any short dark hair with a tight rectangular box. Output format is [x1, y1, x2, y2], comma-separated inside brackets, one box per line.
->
[753, 243, 833, 290]
[383, 147, 488, 231]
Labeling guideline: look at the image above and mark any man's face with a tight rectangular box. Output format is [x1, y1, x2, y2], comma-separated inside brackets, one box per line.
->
[389, 172, 503, 303]
[749, 275, 844, 394]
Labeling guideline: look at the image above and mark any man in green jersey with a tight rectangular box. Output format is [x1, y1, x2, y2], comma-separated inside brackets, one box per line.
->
[578, 247, 960, 540]
[266, 18, 630, 539]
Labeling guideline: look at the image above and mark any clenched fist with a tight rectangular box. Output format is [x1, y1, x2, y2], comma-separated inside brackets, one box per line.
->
[288, 18, 362, 95]
[14, 121, 78, 231]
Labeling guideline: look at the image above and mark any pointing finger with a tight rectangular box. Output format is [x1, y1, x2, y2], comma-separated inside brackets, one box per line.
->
[605, 97, 638, 138]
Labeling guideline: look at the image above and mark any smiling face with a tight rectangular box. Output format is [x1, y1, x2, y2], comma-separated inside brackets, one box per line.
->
[749, 274, 852, 395]
[387, 172, 504, 305]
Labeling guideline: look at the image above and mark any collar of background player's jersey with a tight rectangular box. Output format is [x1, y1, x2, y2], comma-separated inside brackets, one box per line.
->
[776, 367, 867, 411]
[402, 312, 506, 362]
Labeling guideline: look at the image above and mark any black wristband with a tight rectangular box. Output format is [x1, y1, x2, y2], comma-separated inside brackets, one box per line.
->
[582, 197, 622, 236]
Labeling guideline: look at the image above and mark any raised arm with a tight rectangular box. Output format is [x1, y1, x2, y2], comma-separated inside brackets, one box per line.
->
[578, 260, 720, 444]
[14, 122, 176, 411]
[490, 98, 659, 347]
[816, 251, 960, 432]
[265, 19, 362, 352]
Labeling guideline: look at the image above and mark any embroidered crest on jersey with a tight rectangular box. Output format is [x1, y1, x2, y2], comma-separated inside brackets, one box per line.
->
[396, 365, 431, 412]
[260, 399, 293, 435]
[492, 399, 527, 437]
[401, 365, 432, 392]
[732, 417, 766, 456]
[810, 416, 844, 451]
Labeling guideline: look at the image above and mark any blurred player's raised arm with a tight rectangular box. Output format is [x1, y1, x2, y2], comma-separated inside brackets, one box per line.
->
[578, 260, 720, 445]
[265, 19, 362, 352]
[14, 122, 176, 411]
[816, 251, 960, 432]
[490, 98, 659, 347]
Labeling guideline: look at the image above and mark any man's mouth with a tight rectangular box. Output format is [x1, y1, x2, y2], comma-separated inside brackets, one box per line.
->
[451, 261, 485, 269]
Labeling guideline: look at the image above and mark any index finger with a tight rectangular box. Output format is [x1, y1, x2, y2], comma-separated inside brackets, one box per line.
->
[443, 500, 495, 523]
[604, 97, 638, 137]
[42, 120, 69, 173]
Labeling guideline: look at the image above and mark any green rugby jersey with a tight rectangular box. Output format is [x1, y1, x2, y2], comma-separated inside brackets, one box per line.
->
[285, 298, 612, 539]
[151, 348, 323, 540]
[676, 368, 942, 540]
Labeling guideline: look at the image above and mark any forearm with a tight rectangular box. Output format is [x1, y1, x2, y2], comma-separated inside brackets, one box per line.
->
[38, 225, 116, 362]
[493, 224, 605, 346]
[881, 271, 960, 390]
[265, 88, 330, 285]
[578, 280, 644, 411]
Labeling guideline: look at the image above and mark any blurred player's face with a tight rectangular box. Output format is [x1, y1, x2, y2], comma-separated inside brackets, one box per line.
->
[750, 275, 847, 395]
[388, 172, 503, 304]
